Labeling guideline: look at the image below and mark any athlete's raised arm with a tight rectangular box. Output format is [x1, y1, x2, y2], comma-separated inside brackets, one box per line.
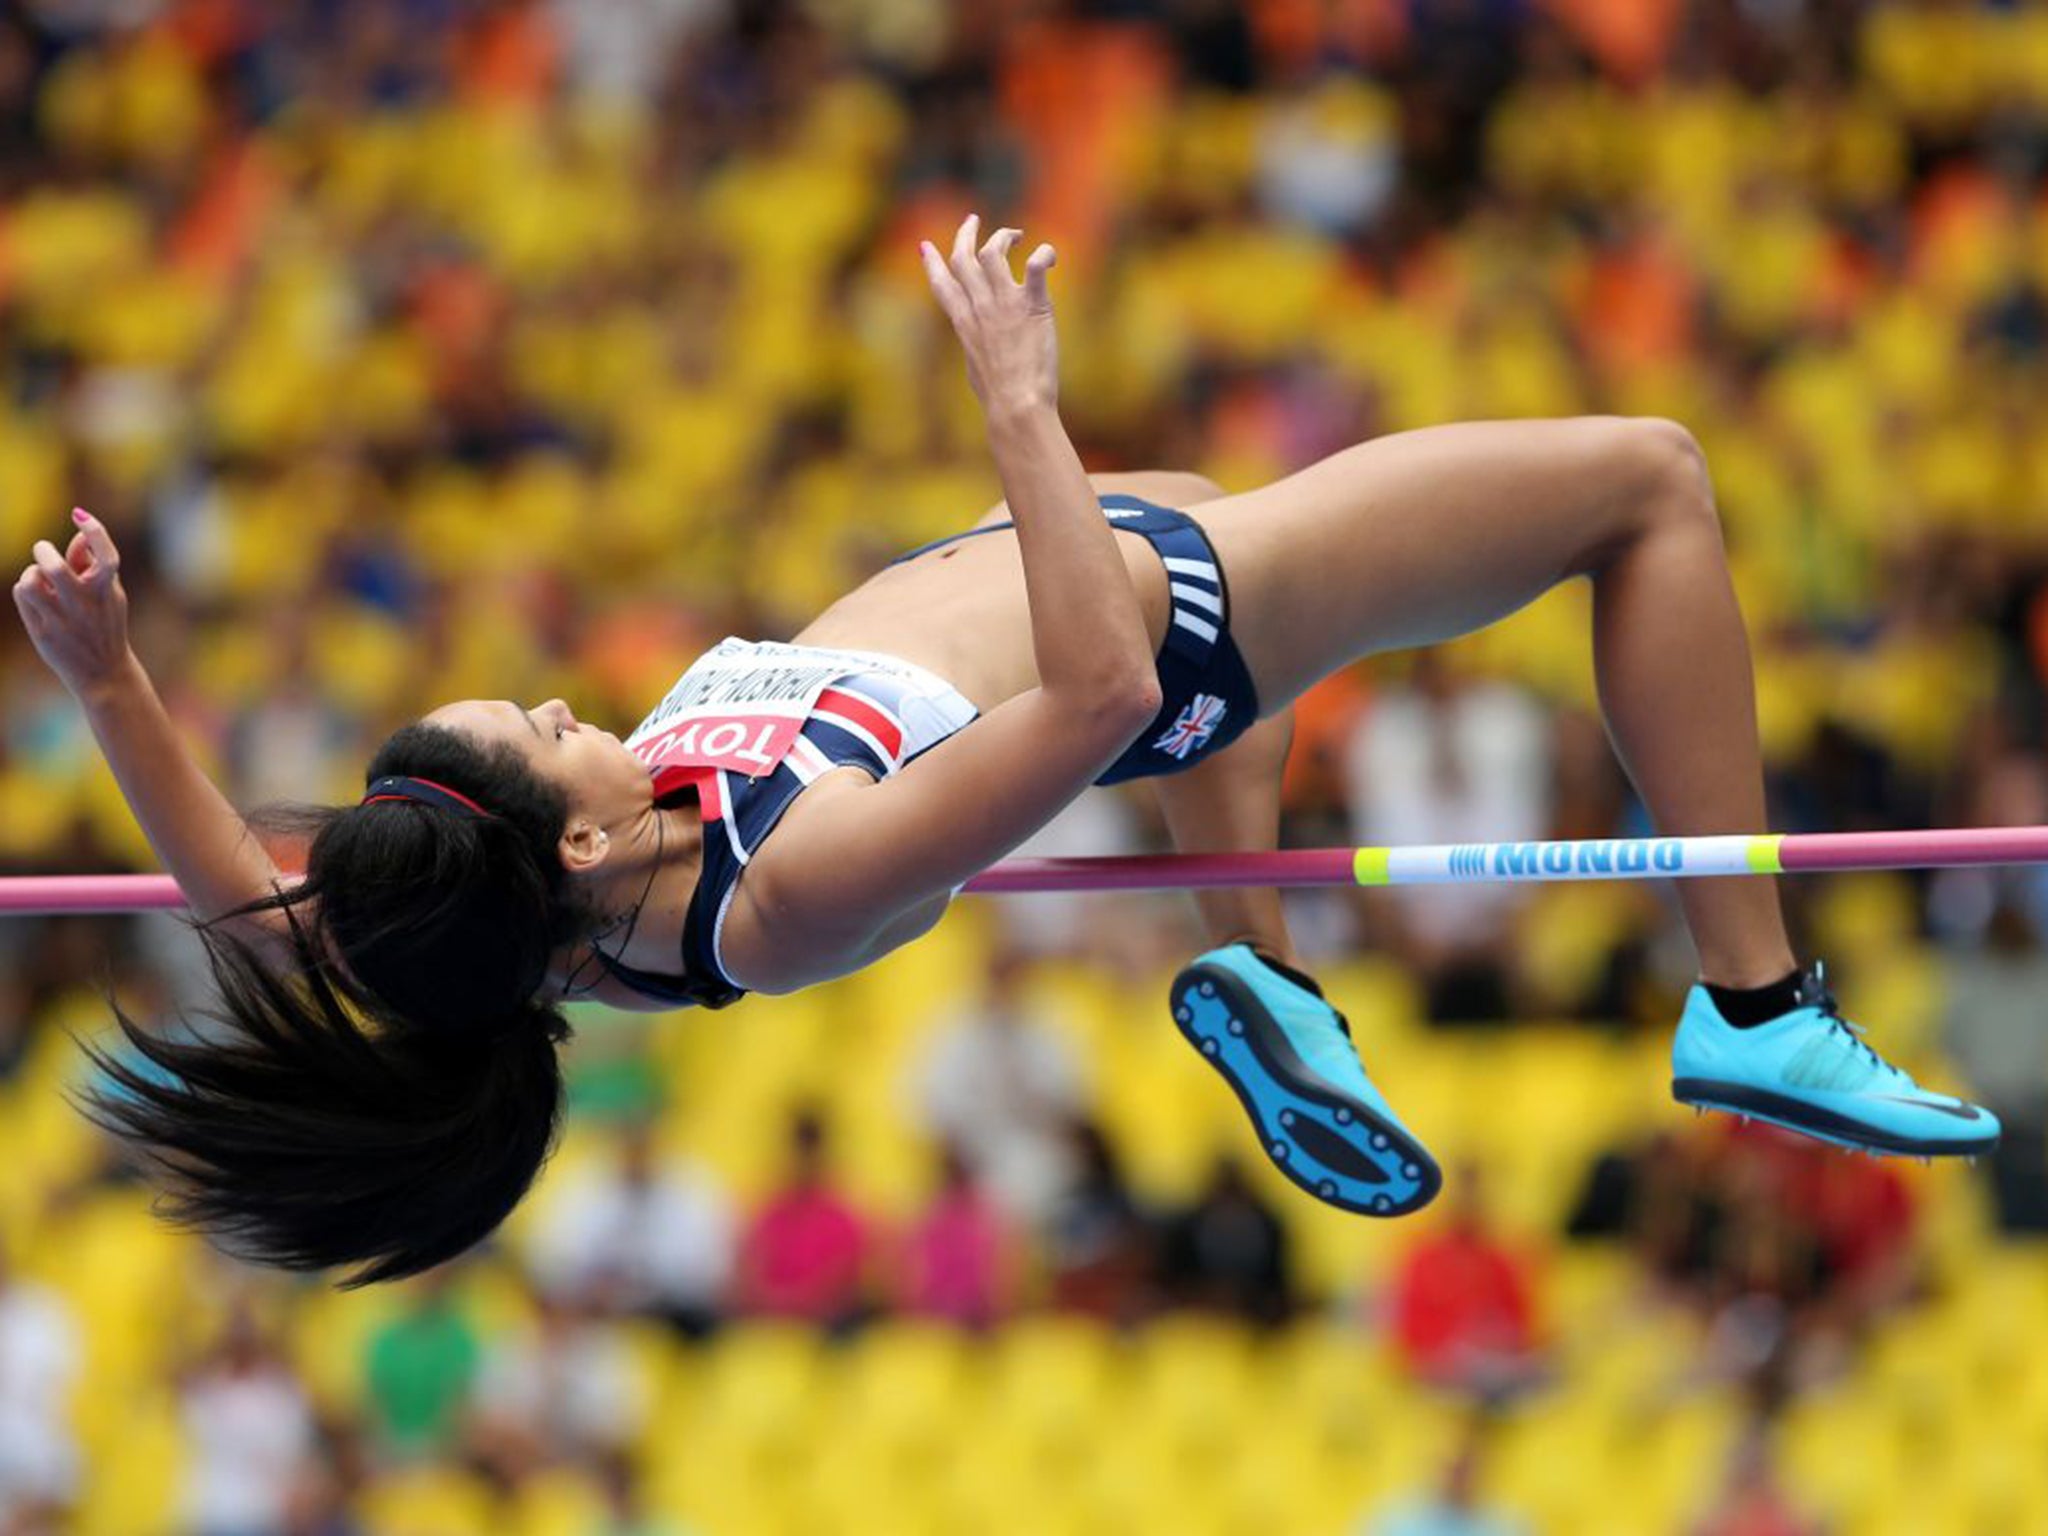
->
[734, 219, 1161, 972]
[922, 215, 1158, 724]
[13, 509, 291, 945]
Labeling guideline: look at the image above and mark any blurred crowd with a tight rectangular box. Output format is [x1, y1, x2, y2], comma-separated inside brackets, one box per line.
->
[0, 960, 1945, 1535]
[0, 0, 2044, 1531]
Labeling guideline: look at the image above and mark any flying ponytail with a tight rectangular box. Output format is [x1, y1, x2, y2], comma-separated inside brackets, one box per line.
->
[69, 722, 592, 1287]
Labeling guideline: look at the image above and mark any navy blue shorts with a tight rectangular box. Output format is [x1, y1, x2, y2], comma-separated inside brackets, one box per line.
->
[892, 493, 1262, 785]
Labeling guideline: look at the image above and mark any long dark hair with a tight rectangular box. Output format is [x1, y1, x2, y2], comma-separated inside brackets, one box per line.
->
[68, 723, 593, 1288]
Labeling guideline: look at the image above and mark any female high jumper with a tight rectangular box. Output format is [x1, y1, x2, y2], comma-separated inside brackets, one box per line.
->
[14, 217, 1994, 1287]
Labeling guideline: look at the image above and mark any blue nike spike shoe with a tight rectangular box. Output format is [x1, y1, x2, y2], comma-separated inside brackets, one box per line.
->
[1170, 944, 1441, 1216]
[1671, 965, 1999, 1158]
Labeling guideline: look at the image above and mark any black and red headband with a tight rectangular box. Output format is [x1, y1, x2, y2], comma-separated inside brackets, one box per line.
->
[360, 776, 495, 819]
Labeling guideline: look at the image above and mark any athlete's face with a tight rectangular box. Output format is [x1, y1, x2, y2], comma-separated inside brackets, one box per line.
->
[424, 698, 651, 833]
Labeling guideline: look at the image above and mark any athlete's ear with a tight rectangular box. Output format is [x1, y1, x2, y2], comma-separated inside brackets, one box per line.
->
[559, 822, 611, 876]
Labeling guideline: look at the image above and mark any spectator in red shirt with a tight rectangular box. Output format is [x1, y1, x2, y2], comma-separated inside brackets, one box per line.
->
[1386, 1165, 1544, 1400]
[736, 1108, 875, 1334]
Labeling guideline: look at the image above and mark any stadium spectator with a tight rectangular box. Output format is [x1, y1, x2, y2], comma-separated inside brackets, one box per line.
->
[361, 1268, 483, 1459]
[279, 1423, 369, 1536]
[894, 1142, 1018, 1331]
[1942, 896, 2048, 1230]
[469, 1287, 653, 1470]
[913, 944, 1084, 1227]
[522, 1116, 736, 1338]
[736, 1107, 875, 1333]
[590, 1445, 697, 1536]
[0, 1234, 79, 1530]
[273, 1407, 374, 1536]
[1386, 1166, 1545, 1400]
[1043, 1116, 1155, 1324]
[1799, 1142, 1919, 1324]
[1689, 1418, 1821, 1536]
[1573, 1127, 1817, 1313]
[1154, 1154, 1294, 1328]
[223, 629, 358, 811]
[1360, 1413, 1529, 1536]
[175, 1293, 316, 1536]
[545, 0, 722, 112]
[1344, 652, 1552, 1022]
[1574, 1120, 1912, 1392]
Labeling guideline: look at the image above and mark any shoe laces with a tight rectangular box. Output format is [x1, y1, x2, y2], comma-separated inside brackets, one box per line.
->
[1792, 962, 1902, 1089]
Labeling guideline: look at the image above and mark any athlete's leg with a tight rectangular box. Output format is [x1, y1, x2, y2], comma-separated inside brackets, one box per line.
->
[1157, 711, 1297, 958]
[1083, 485, 1430, 1210]
[1191, 416, 1794, 991]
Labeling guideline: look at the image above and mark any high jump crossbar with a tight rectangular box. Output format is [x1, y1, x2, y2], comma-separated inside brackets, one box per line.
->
[4, 827, 2046, 915]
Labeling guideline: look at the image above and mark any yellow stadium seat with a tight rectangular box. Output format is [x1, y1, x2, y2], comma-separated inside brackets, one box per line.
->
[507, 1467, 609, 1536]
[70, 1387, 184, 1536]
[934, 1457, 1095, 1536]
[982, 1316, 1123, 1455]
[1214, 1424, 1345, 1532]
[356, 1465, 500, 1536]
[834, 1321, 971, 1457]
[1126, 1315, 1256, 1454]
[710, 1319, 834, 1400]
[1262, 1319, 1404, 1425]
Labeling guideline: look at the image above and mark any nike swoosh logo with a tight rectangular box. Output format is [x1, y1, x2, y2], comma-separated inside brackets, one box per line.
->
[1876, 1096, 1983, 1122]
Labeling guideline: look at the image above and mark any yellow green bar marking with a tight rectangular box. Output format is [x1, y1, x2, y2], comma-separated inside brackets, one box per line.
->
[1746, 835, 1784, 874]
[1353, 847, 1391, 886]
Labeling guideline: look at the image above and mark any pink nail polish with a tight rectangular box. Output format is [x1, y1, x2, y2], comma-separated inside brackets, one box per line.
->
[71, 508, 88, 524]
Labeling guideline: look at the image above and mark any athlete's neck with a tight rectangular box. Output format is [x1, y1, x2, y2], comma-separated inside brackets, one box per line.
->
[594, 800, 703, 978]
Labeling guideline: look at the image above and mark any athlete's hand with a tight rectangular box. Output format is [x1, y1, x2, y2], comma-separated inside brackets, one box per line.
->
[14, 508, 136, 702]
[920, 213, 1059, 416]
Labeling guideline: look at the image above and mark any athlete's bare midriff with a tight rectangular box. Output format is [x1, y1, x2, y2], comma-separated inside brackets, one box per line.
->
[791, 524, 1177, 711]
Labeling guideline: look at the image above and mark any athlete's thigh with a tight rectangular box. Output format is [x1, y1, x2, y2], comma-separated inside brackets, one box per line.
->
[1190, 416, 1694, 709]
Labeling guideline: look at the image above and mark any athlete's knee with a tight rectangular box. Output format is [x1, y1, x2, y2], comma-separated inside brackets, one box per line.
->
[1571, 417, 1720, 576]
[1630, 417, 1719, 535]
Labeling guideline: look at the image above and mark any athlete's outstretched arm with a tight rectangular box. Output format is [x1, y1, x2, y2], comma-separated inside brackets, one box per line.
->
[732, 222, 1163, 978]
[13, 510, 291, 944]
[920, 216, 1156, 715]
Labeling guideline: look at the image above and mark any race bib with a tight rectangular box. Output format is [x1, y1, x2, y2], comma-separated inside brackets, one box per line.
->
[625, 638, 930, 796]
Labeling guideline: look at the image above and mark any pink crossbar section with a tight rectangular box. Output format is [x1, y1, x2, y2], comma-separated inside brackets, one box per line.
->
[1, 826, 2045, 913]
[1777, 825, 2048, 873]
[964, 848, 1359, 894]
[3, 874, 190, 913]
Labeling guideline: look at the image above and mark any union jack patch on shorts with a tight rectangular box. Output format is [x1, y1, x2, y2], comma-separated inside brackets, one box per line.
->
[1154, 692, 1229, 760]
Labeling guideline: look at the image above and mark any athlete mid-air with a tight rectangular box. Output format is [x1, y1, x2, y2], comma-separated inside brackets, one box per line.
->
[13, 216, 1994, 1287]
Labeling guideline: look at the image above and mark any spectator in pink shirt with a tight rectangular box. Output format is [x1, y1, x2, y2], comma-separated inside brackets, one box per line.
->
[896, 1144, 1018, 1331]
[737, 1109, 875, 1333]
